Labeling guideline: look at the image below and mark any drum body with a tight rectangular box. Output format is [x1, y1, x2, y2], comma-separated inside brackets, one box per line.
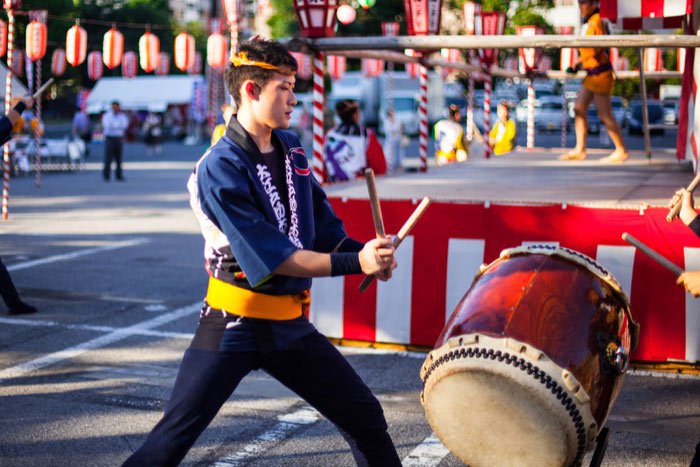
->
[420, 245, 637, 467]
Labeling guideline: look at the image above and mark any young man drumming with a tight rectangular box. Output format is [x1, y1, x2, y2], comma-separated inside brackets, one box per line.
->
[122, 37, 401, 466]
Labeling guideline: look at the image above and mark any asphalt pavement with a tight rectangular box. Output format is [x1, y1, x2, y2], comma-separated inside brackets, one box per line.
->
[0, 135, 698, 466]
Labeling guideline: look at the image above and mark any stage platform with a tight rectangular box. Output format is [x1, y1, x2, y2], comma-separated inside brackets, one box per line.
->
[309, 146, 700, 366]
[325, 147, 694, 208]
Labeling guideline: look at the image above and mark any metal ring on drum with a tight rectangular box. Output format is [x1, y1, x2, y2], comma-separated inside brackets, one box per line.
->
[420, 244, 639, 467]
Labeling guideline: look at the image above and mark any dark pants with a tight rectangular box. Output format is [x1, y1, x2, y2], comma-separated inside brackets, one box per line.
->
[0, 256, 21, 308]
[123, 316, 400, 467]
[103, 136, 123, 180]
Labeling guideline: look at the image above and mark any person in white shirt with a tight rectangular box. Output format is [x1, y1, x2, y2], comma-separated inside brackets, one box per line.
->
[101, 100, 129, 181]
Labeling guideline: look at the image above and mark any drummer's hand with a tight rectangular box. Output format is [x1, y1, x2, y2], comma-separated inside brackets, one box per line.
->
[359, 236, 396, 277]
[677, 270, 700, 297]
[20, 96, 34, 109]
[669, 189, 698, 226]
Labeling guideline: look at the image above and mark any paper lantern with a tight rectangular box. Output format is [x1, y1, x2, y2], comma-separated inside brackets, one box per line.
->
[0, 20, 6, 57]
[290, 52, 312, 80]
[644, 48, 662, 72]
[405, 49, 419, 79]
[361, 58, 383, 78]
[87, 51, 103, 80]
[11, 48, 22, 76]
[51, 48, 66, 76]
[139, 31, 160, 73]
[26, 20, 47, 61]
[462, 1, 481, 35]
[156, 52, 170, 76]
[174, 32, 195, 72]
[122, 51, 137, 78]
[516, 25, 544, 73]
[328, 55, 346, 81]
[293, 0, 339, 38]
[440, 48, 462, 78]
[222, 0, 238, 25]
[66, 23, 87, 67]
[188, 51, 202, 74]
[337, 4, 356, 24]
[103, 28, 124, 69]
[207, 32, 227, 69]
[475, 11, 507, 66]
[2, 0, 20, 10]
[404, 0, 442, 36]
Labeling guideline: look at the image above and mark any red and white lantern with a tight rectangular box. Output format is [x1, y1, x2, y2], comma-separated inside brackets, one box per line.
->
[174, 32, 195, 72]
[404, 0, 443, 36]
[25, 20, 46, 61]
[440, 48, 462, 79]
[188, 51, 203, 74]
[327, 55, 346, 81]
[103, 28, 123, 69]
[207, 32, 227, 69]
[156, 52, 169, 76]
[51, 48, 66, 76]
[609, 48, 629, 71]
[0, 20, 6, 57]
[475, 11, 506, 66]
[291, 52, 312, 80]
[405, 49, 419, 79]
[122, 51, 137, 78]
[293, 0, 339, 38]
[87, 51, 103, 80]
[66, 23, 87, 67]
[361, 58, 384, 78]
[462, 1, 481, 35]
[516, 25, 544, 73]
[139, 31, 160, 73]
[644, 48, 662, 72]
[337, 4, 356, 24]
[560, 48, 578, 72]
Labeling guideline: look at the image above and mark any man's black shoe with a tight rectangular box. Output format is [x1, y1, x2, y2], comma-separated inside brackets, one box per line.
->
[8, 302, 37, 315]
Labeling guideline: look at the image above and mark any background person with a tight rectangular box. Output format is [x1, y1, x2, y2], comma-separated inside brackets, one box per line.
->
[433, 104, 467, 166]
[489, 102, 517, 156]
[560, 0, 629, 163]
[71, 106, 92, 158]
[142, 112, 163, 157]
[383, 108, 404, 173]
[101, 100, 129, 181]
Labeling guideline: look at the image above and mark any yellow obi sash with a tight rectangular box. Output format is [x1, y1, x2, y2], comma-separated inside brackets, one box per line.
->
[205, 276, 310, 320]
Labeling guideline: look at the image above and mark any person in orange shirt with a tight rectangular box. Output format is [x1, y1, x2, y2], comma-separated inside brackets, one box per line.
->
[560, 0, 629, 163]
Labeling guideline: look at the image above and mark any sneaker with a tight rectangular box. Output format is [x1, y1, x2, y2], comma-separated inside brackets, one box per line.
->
[8, 302, 37, 315]
[558, 152, 586, 161]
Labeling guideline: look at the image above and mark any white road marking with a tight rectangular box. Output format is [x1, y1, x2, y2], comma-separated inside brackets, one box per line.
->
[211, 407, 320, 467]
[5, 238, 149, 272]
[0, 316, 193, 339]
[402, 433, 451, 466]
[0, 302, 201, 382]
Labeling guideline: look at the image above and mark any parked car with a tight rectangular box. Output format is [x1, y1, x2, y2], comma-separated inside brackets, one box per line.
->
[587, 106, 601, 134]
[611, 96, 626, 127]
[536, 96, 569, 132]
[662, 99, 679, 125]
[626, 100, 665, 135]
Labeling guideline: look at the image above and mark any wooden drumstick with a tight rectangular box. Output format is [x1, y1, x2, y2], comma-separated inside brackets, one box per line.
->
[32, 77, 54, 100]
[622, 232, 683, 276]
[666, 171, 700, 222]
[364, 168, 385, 239]
[359, 197, 431, 292]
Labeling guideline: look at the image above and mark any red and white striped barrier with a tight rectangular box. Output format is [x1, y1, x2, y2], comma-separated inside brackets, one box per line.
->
[312, 51, 326, 183]
[418, 65, 428, 172]
[2, 9, 14, 220]
[482, 64, 492, 158]
[310, 198, 700, 363]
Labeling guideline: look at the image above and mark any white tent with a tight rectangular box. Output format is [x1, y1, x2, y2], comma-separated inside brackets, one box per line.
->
[86, 75, 204, 114]
[0, 62, 30, 105]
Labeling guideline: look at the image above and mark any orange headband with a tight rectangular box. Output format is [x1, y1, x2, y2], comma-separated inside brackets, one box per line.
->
[230, 51, 295, 75]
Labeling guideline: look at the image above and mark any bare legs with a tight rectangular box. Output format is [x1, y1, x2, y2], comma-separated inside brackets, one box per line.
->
[560, 86, 629, 162]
